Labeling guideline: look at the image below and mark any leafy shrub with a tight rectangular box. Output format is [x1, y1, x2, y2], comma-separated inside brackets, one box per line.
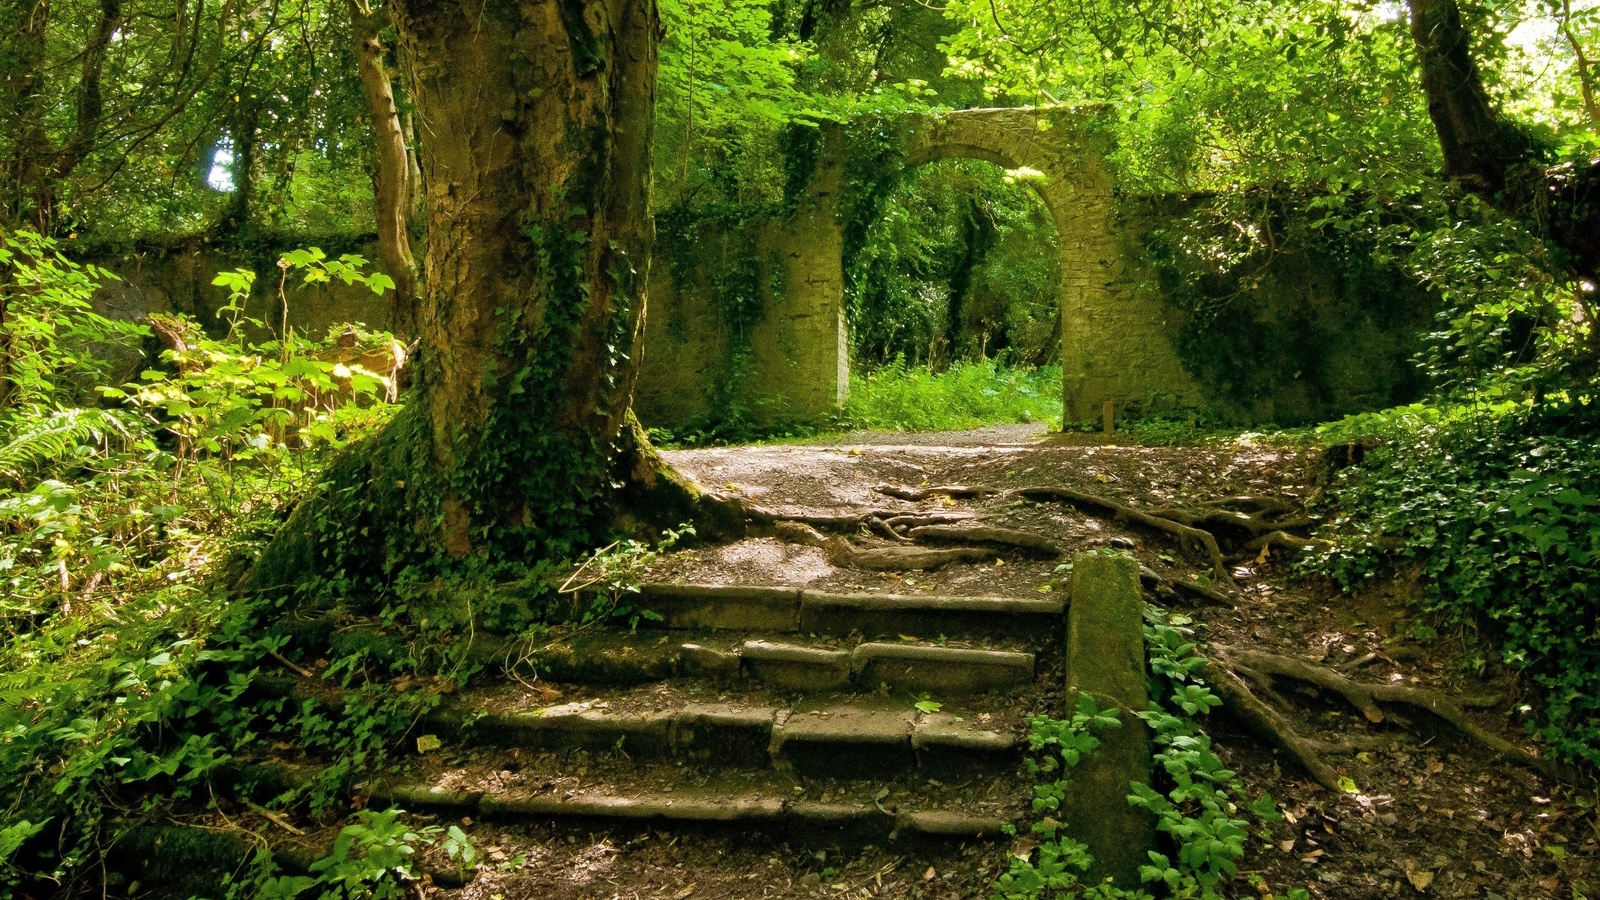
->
[1310, 404, 1600, 764]
[0, 233, 413, 891]
[845, 357, 1062, 432]
[993, 602, 1294, 900]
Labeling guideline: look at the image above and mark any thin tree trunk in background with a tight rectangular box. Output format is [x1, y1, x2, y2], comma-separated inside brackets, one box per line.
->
[400, 109, 423, 229]
[53, 0, 121, 182]
[219, 98, 258, 232]
[348, 0, 418, 335]
[1556, 0, 1600, 127]
[2, 0, 53, 229]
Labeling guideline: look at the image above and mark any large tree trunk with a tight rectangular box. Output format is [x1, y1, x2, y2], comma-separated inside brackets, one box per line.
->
[1407, 0, 1528, 196]
[1, 0, 53, 229]
[347, 0, 419, 334]
[242, 0, 662, 593]
[1407, 0, 1600, 284]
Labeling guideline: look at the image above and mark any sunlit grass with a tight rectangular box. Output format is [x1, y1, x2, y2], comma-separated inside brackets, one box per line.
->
[844, 358, 1062, 432]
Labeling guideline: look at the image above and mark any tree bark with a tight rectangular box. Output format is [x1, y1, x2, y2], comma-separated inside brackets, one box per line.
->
[1406, 0, 1528, 195]
[1, 0, 53, 229]
[242, 0, 661, 592]
[1407, 0, 1600, 283]
[347, 0, 419, 334]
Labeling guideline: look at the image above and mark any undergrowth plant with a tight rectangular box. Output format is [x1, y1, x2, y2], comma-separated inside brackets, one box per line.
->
[845, 357, 1062, 432]
[994, 602, 1300, 900]
[1308, 402, 1600, 764]
[244, 807, 476, 900]
[0, 232, 434, 893]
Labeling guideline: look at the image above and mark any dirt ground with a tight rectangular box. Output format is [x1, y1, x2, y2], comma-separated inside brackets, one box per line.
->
[419, 426, 1594, 900]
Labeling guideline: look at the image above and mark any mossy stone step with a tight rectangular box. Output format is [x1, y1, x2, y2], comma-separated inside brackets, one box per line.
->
[375, 782, 1011, 844]
[637, 583, 1064, 638]
[434, 699, 1020, 777]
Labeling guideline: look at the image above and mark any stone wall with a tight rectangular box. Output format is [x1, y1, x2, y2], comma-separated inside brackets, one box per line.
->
[637, 106, 1433, 429]
[85, 108, 1433, 430]
[898, 107, 1203, 422]
[634, 126, 850, 432]
[1114, 199, 1435, 425]
[91, 241, 395, 336]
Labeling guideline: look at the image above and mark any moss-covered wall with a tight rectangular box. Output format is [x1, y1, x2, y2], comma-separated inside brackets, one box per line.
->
[1115, 198, 1437, 425]
[91, 239, 392, 330]
[635, 194, 847, 431]
[86, 130, 1436, 432]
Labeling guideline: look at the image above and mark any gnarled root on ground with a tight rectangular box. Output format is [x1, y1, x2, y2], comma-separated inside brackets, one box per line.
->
[1013, 486, 1232, 584]
[1149, 495, 1312, 537]
[875, 484, 996, 501]
[1241, 530, 1332, 557]
[614, 413, 748, 542]
[1203, 644, 1572, 790]
[906, 524, 1061, 557]
[1139, 566, 1235, 608]
[823, 537, 996, 571]
[876, 483, 1339, 582]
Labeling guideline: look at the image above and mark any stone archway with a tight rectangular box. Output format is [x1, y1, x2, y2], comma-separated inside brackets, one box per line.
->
[897, 107, 1195, 422]
[633, 106, 1199, 429]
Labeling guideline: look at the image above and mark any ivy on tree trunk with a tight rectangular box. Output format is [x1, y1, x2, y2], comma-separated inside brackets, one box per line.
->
[243, 0, 663, 595]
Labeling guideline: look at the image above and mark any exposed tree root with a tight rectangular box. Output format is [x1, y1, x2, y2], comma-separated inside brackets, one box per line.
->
[907, 524, 1061, 557]
[1149, 495, 1312, 538]
[874, 484, 996, 501]
[1202, 657, 1345, 792]
[880, 512, 978, 531]
[824, 537, 996, 571]
[614, 413, 748, 542]
[1014, 486, 1232, 585]
[771, 521, 827, 547]
[742, 506, 909, 529]
[1242, 531, 1332, 556]
[1207, 645, 1572, 788]
[1138, 566, 1235, 608]
[867, 516, 913, 542]
[874, 482, 1241, 583]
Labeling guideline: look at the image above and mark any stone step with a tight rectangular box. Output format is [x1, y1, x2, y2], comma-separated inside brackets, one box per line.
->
[637, 583, 1065, 638]
[740, 639, 1034, 694]
[373, 768, 1015, 845]
[433, 697, 1021, 780]
[257, 629, 1036, 697]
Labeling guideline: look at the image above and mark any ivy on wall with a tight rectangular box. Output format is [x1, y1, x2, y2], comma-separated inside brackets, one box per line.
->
[1140, 190, 1438, 425]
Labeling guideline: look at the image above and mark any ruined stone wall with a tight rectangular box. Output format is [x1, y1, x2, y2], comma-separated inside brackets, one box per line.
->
[898, 107, 1203, 422]
[90, 241, 396, 338]
[85, 108, 1432, 431]
[1113, 199, 1435, 425]
[634, 200, 847, 431]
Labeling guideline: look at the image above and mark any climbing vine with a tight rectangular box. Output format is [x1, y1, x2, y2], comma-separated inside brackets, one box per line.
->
[995, 605, 1299, 900]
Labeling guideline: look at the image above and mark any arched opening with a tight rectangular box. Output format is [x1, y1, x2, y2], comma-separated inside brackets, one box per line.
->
[846, 158, 1062, 374]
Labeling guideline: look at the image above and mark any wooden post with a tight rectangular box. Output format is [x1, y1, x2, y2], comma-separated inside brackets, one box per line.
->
[1101, 399, 1114, 435]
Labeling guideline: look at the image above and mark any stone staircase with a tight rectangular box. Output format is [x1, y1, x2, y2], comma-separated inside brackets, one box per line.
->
[367, 583, 1069, 849]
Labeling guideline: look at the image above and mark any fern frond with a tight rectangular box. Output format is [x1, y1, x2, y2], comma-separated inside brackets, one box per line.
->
[0, 407, 146, 484]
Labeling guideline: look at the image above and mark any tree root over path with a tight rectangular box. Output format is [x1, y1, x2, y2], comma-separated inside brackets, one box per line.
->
[905, 524, 1061, 557]
[1139, 566, 1235, 608]
[1014, 486, 1232, 584]
[1204, 644, 1572, 790]
[823, 537, 996, 571]
[871, 483, 1234, 584]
